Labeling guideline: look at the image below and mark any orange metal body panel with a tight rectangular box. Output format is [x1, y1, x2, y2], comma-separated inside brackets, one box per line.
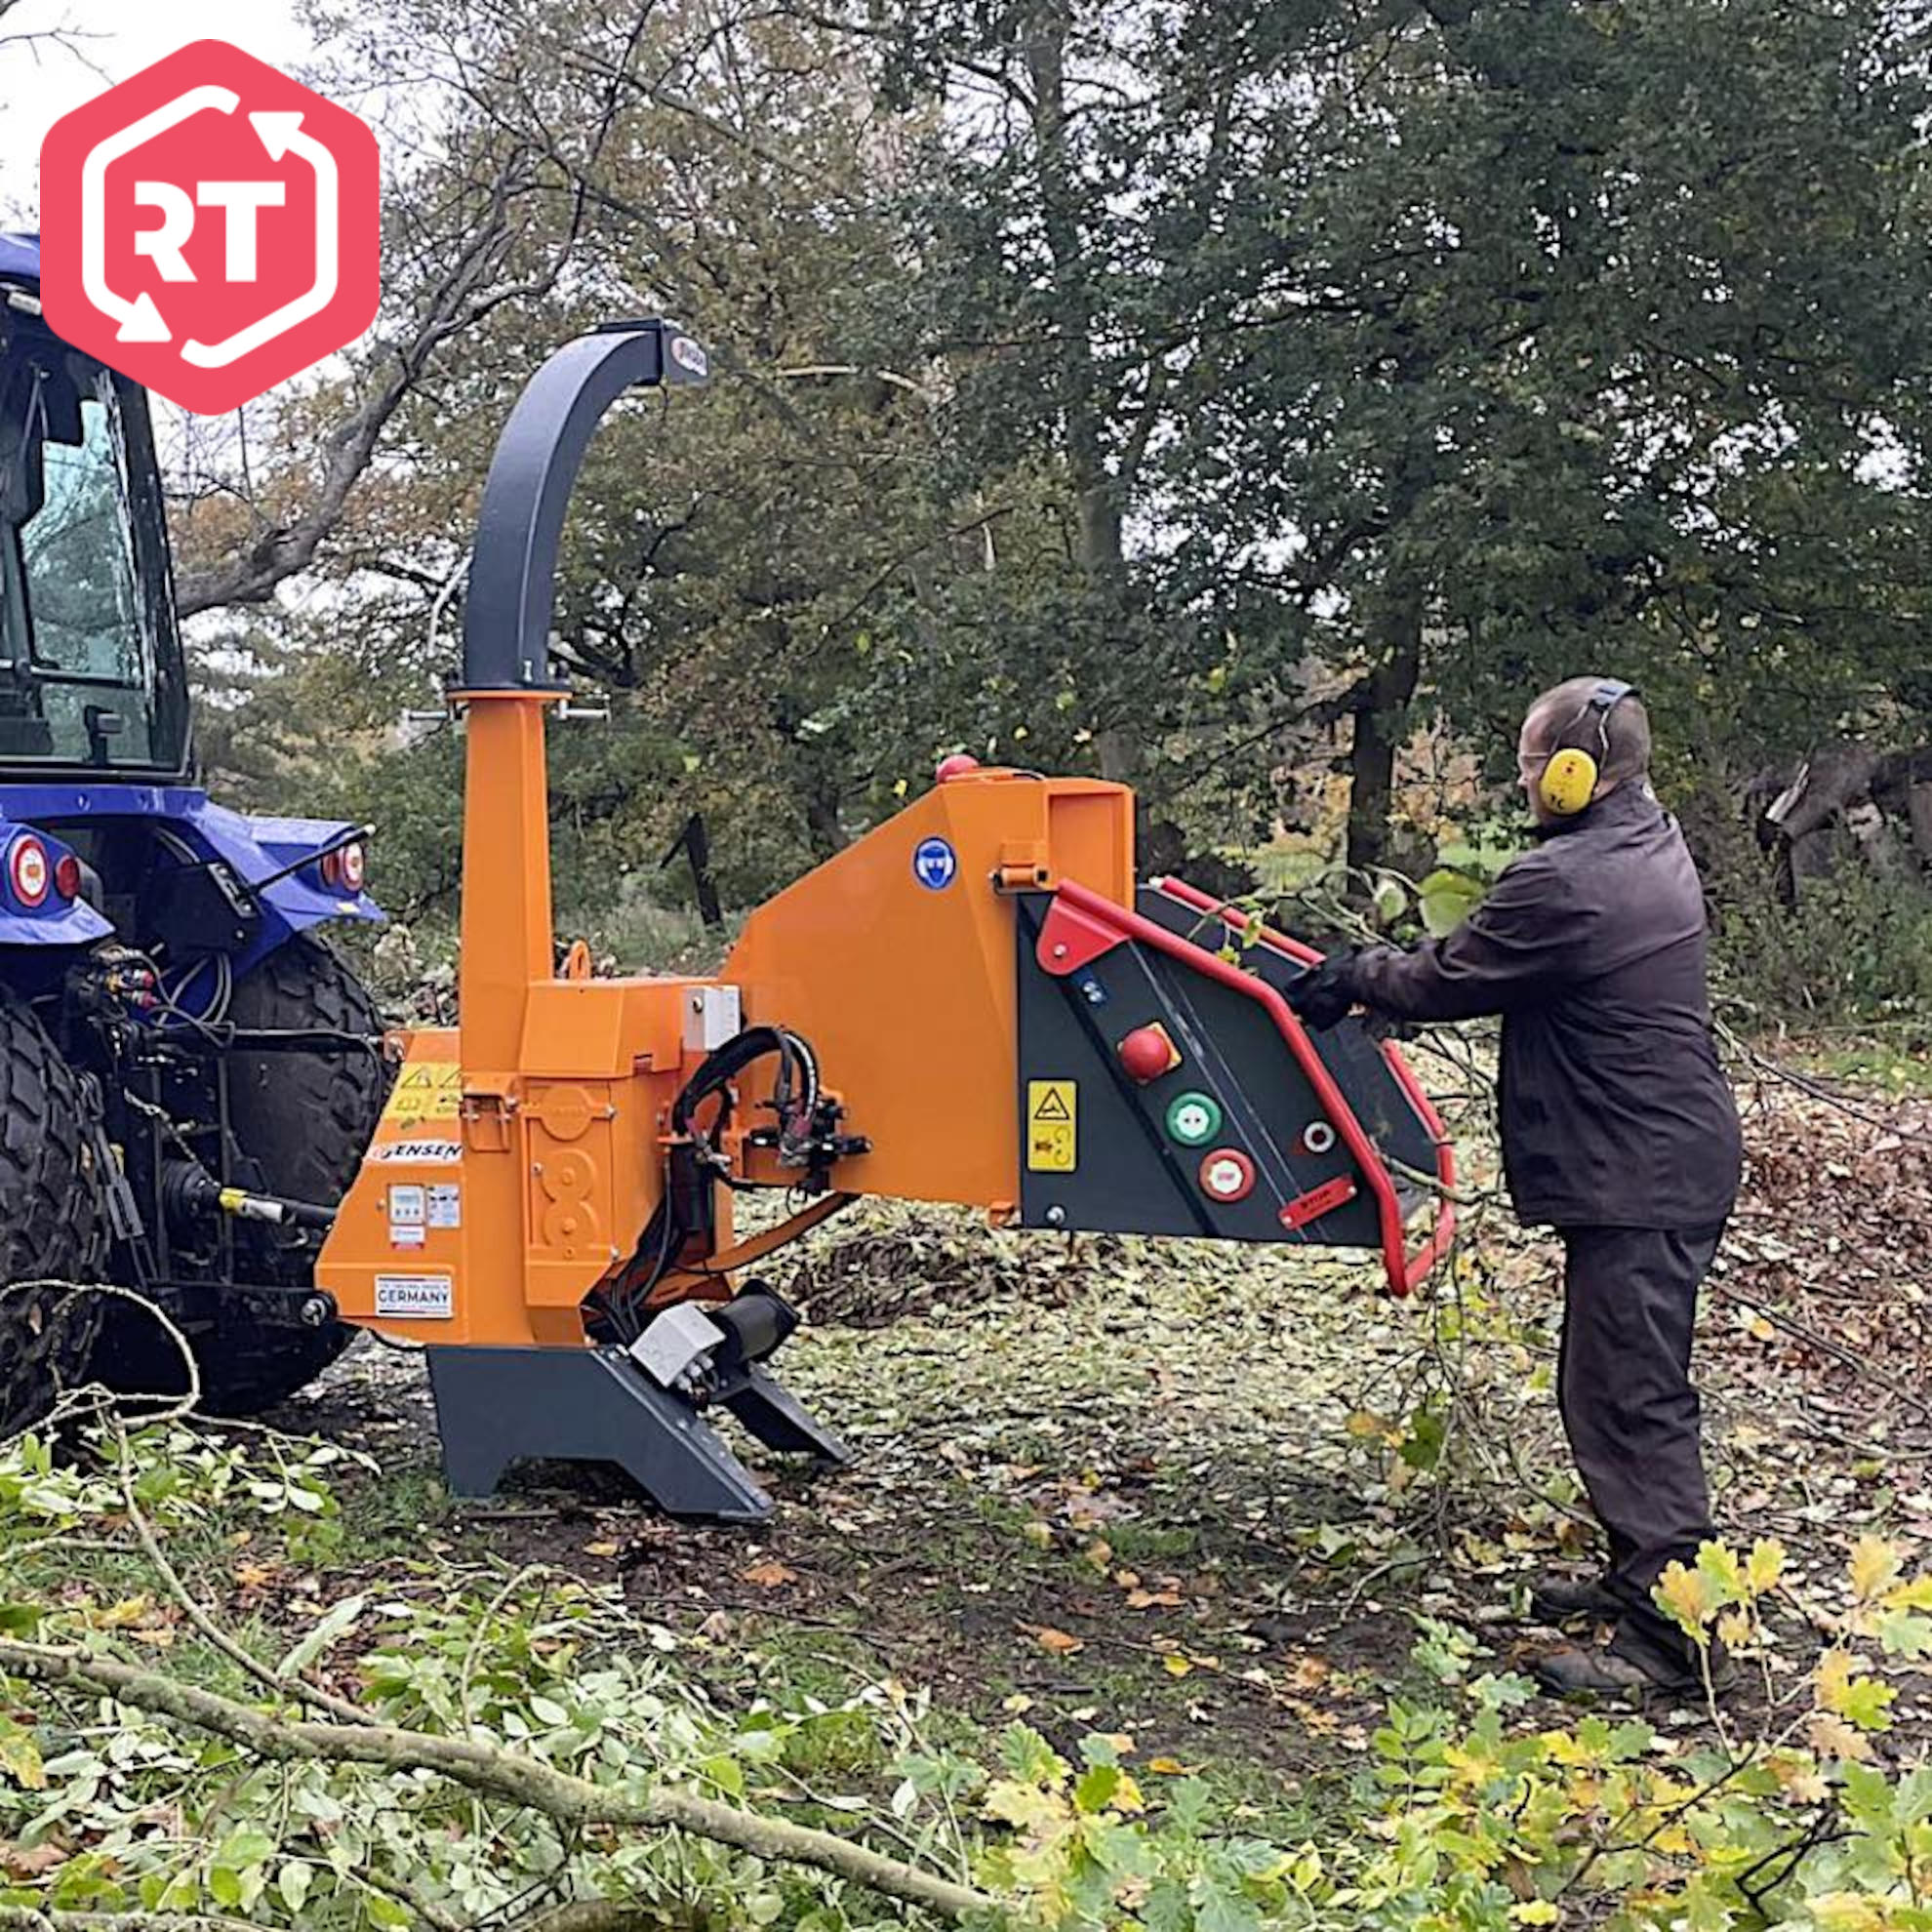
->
[723, 769, 1133, 1209]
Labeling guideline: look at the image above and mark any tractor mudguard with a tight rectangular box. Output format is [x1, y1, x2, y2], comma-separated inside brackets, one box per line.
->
[0, 782, 380, 962]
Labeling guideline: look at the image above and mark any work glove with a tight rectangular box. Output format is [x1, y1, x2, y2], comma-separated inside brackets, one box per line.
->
[1286, 951, 1359, 1031]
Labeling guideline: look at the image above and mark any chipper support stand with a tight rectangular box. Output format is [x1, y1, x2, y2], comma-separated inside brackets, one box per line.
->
[316, 322, 1456, 1522]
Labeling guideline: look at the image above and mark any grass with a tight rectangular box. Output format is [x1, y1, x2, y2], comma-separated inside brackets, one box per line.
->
[327, 1462, 451, 1564]
[1800, 1034, 1932, 1095]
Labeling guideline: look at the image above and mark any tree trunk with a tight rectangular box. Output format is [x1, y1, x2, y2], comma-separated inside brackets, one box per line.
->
[1023, 9, 1144, 800]
[1345, 592, 1424, 883]
[1909, 783, 1932, 867]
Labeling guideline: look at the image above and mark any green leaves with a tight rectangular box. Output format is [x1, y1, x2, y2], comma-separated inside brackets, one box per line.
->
[277, 1592, 365, 1675]
[1416, 868, 1488, 938]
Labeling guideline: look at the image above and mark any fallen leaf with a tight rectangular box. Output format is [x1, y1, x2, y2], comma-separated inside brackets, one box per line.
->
[740, 1560, 798, 1590]
[584, 1541, 620, 1558]
[1, 1842, 68, 1878]
[1807, 1711, 1873, 1763]
[1034, 1627, 1085, 1656]
[1850, 1536, 1902, 1604]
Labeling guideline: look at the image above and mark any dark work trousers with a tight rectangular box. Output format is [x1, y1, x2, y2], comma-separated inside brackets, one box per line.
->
[1557, 1224, 1725, 1660]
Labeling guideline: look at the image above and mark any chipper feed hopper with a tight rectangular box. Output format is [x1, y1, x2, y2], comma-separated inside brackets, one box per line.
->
[316, 323, 1455, 1522]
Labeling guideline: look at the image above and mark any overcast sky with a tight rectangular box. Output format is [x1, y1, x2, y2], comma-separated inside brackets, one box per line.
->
[0, 2, 315, 226]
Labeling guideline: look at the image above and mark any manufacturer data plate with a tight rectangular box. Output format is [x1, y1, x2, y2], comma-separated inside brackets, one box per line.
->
[375, 1273, 453, 1318]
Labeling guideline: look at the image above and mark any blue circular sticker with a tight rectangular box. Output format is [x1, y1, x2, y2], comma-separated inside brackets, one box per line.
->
[912, 836, 958, 891]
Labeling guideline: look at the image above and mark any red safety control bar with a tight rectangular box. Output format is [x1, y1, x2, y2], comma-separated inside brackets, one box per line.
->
[1039, 877, 1456, 1297]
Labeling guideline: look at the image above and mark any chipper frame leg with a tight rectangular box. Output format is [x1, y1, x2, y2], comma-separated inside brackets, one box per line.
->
[425, 1345, 845, 1520]
[315, 319, 1451, 1524]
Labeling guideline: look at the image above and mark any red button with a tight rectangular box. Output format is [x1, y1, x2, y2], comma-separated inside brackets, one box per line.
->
[1118, 1023, 1181, 1083]
[1197, 1147, 1255, 1203]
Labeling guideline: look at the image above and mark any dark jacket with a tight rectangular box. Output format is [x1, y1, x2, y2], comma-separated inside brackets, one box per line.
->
[1348, 784, 1741, 1230]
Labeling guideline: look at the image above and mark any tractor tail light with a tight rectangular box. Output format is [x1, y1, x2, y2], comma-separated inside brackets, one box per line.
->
[53, 853, 81, 901]
[8, 835, 50, 908]
[320, 841, 366, 892]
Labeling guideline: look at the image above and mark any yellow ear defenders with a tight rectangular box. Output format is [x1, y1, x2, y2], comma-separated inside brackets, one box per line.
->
[1537, 678, 1637, 817]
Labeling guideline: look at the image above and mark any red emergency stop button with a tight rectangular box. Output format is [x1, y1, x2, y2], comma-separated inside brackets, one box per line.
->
[936, 753, 982, 782]
[1118, 1022, 1182, 1083]
[1197, 1147, 1255, 1203]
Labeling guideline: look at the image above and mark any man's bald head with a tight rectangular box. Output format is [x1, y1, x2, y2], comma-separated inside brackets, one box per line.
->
[1517, 676, 1651, 821]
[1524, 676, 1651, 780]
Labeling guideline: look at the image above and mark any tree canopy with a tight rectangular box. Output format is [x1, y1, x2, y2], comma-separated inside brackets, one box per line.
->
[174, 0, 1932, 919]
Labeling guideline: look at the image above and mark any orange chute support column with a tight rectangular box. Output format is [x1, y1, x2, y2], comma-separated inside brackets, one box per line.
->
[450, 687, 572, 1345]
[460, 693, 560, 1069]
[316, 687, 589, 1348]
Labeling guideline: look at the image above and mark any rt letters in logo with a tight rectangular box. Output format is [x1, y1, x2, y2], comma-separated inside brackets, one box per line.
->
[912, 836, 958, 891]
[40, 39, 381, 415]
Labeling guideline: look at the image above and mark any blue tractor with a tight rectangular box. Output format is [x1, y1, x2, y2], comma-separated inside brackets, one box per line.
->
[0, 233, 387, 1430]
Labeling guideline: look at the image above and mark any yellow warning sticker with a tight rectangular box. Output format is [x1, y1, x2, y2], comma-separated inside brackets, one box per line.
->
[1027, 1079, 1077, 1172]
[383, 1062, 462, 1127]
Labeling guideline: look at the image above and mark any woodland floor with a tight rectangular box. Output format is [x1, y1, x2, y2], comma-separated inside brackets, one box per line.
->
[278, 1041, 1932, 1822]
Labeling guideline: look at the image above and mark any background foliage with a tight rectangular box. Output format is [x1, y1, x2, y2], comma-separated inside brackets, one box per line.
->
[153, 0, 1932, 1017]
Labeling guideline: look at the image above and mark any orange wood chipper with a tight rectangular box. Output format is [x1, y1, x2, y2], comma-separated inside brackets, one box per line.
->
[315, 321, 1456, 1522]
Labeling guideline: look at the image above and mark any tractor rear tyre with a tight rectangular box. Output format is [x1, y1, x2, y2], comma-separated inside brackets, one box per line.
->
[0, 987, 109, 1437]
[94, 935, 388, 1418]
[211, 934, 388, 1413]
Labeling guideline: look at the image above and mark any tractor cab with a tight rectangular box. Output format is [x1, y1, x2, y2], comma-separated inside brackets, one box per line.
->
[0, 253, 190, 779]
[0, 233, 390, 1436]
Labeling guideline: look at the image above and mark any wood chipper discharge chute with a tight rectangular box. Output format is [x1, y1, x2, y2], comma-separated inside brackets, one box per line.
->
[315, 321, 1455, 1524]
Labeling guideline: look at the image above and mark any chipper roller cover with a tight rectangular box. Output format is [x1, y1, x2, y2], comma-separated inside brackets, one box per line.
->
[315, 320, 1457, 1523]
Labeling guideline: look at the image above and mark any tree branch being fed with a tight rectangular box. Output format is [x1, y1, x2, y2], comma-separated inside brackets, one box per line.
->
[0, 1638, 995, 1923]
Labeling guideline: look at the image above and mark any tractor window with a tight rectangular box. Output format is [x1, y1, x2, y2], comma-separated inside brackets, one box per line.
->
[0, 358, 187, 773]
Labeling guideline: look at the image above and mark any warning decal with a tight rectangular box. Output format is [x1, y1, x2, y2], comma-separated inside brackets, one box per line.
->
[1026, 1079, 1077, 1172]
[382, 1062, 462, 1127]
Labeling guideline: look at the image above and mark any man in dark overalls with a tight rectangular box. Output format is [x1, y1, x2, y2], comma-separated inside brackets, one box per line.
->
[1289, 677, 1742, 1696]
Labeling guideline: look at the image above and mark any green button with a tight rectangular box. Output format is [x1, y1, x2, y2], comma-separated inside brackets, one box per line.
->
[1165, 1091, 1223, 1147]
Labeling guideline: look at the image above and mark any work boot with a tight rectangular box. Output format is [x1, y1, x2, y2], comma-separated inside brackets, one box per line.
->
[1527, 1572, 1621, 1626]
[1531, 1623, 1736, 1704]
